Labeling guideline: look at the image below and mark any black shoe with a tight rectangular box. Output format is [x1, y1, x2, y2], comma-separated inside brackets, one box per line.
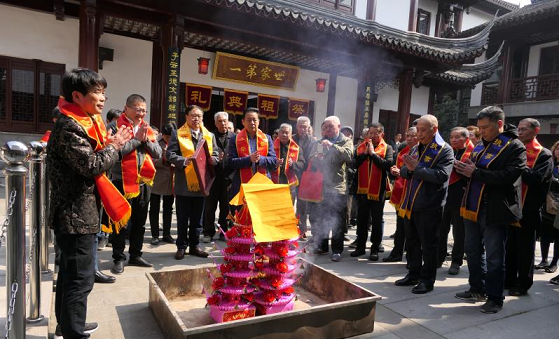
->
[369, 252, 379, 261]
[150, 237, 160, 245]
[162, 235, 175, 244]
[382, 255, 402, 262]
[412, 282, 433, 294]
[455, 290, 487, 303]
[395, 276, 419, 286]
[111, 261, 124, 274]
[378, 245, 385, 253]
[480, 299, 502, 314]
[311, 248, 329, 255]
[128, 256, 153, 267]
[350, 249, 366, 257]
[348, 240, 358, 249]
[55, 322, 99, 337]
[448, 263, 460, 275]
[550, 274, 559, 285]
[98, 238, 108, 250]
[389, 233, 395, 239]
[545, 265, 558, 273]
[535, 260, 549, 270]
[175, 249, 185, 260]
[95, 271, 116, 284]
[189, 247, 209, 258]
[508, 286, 528, 296]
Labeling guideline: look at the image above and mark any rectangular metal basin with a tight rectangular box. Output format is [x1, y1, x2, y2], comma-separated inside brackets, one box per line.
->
[146, 259, 381, 339]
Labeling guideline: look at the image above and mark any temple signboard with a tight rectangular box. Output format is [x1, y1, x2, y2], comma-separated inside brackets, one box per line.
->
[213, 52, 299, 91]
[165, 47, 180, 125]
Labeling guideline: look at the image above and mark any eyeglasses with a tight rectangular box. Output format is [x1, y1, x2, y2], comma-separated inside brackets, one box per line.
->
[127, 106, 147, 114]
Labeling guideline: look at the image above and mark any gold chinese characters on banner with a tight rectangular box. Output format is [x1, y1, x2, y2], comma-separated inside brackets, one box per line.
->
[257, 94, 280, 119]
[223, 89, 248, 115]
[166, 47, 180, 125]
[288, 98, 309, 121]
[186, 84, 212, 111]
[213, 52, 299, 91]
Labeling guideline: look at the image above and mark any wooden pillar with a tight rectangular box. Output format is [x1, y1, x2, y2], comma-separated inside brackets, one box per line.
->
[78, 0, 100, 71]
[397, 69, 413, 135]
[497, 43, 513, 105]
[366, 0, 377, 20]
[427, 87, 435, 115]
[408, 0, 418, 31]
[326, 72, 337, 117]
[354, 75, 375, 137]
[150, 41, 165, 129]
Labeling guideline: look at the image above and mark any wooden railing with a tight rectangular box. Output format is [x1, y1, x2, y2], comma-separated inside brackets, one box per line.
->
[480, 73, 559, 105]
[481, 82, 499, 106]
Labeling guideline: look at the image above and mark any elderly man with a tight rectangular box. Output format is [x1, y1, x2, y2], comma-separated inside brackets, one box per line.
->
[227, 121, 235, 133]
[108, 94, 162, 274]
[396, 115, 453, 294]
[167, 105, 219, 259]
[437, 127, 475, 275]
[350, 123, 393, 261]
[505, 118, 552, 296]
[227, 107, 277, 199]
[203, 112, 235, 242]
[293, 116, 317, 236]
[272, 123, 305, 201]
[48, 68, 131, 337]
[455, 106, 526, 314]
[308, 116, 353, 262]
[467, 126, 481, 146]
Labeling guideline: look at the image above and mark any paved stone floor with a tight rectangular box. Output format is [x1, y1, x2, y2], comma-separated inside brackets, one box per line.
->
[1, 201, 559, 339]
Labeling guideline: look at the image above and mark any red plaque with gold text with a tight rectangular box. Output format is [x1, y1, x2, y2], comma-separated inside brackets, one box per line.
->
[192, 139, 216, 197]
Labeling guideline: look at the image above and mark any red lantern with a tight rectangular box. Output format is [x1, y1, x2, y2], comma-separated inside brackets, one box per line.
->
[315, 78, 327, 92]
[198, 57, 210, 75]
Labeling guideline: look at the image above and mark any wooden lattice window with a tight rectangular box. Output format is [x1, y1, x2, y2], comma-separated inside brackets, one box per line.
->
[417, 9, 431, 35]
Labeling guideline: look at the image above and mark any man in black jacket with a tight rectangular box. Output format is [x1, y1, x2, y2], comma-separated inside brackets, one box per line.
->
[455, 106, 526, 314]
[203, 111, 235, 242]
[505, 118, 552, 296]
[395, 115, 454, 294]
[350, 123, 393, 261]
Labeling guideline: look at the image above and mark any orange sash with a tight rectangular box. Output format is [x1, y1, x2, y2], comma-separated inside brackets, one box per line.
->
[389, 145, 410, 209]
[116, 114, 156, 199]
[40, 130, 51, 143]
[57, 98, 131, 233]
[522, 138, 543, 205]
[271, 138, 299, 186]
[236, 129, 269, 183]
[449, 140, 475, 186]
[356, 139, 389, 201]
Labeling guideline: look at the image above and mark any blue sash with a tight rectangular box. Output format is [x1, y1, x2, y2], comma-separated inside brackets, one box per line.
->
[460, 133, 513, 222]
[399, 132, 446, 219]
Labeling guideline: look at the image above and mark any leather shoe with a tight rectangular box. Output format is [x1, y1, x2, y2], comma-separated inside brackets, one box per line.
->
[350, 249, 366, 257]
[128, 256, 153, 267]
[175, 249, 185, 260]
[369, 252, 379, 261]
[382, 255, 402, 262]
[395, 276, 419, 286]
[189, 247, 209, 258]
[111, 261, 124, 274]
[508, 286, 527, 296]
[412, 282, 433, 294]
[162, 235, 175, 244]
[95, 271, 116, 284]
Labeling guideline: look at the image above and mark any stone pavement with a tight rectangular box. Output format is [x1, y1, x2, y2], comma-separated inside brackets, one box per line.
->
[2, 203, 559, 339]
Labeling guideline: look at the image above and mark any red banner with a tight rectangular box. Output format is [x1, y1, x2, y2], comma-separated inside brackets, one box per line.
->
[223, 89, 248, 115]
[257, 94, 280, 119]
[186, 84, 212, 111]
[288, 98, 309, 121]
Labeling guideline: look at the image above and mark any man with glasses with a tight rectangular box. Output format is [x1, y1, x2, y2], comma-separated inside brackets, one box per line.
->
[108, 94, 162, 274]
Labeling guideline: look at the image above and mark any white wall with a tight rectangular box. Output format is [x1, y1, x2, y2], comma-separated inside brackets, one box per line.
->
[462, 7, 494, 31]
[469, 52, 487, 107]
[372, 86, 399, 123]
[410, 85, 429, 115]
[180, 47, 330, 131]
[98, 33, 153, 122]
[0, 4, 79, 70]
[418, 0, 439, 36]
[527, 41, 559, 77]
[334, 76, 358, 128]
[375, 0, 410, 31]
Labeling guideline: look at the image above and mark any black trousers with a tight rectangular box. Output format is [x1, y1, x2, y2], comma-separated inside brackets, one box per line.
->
[309, 192, 346, 254]
[203, 180, 230, 238]
[437, 204, 465, 266]
[505, 209, 539, 290]
[356, 195, 386, 252]
[112, 181, 150, 262]
[149, 193, 174, 239]
[390, 215, 406, 258]
[176, 195, 205, 250]
[55, 233, 95, 339]
[405, 207, 443, 286]
[295, 186, 308, 234]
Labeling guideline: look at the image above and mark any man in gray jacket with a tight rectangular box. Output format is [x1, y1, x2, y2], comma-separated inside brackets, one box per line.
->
[167, 105, 219, 260]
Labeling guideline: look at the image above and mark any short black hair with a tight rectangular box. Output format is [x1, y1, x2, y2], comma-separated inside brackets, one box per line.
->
[370, 122, 384, 133]
[126, 94, 146, 107]
[161, 123, 174, 136]
[186, 105, 203, 115]
[62, 68, 107, 103]
[52, 106, 62, 120]
[106, 109, 122, 123]
[243, 107, 259, 119]
[477, 106, 505, 123]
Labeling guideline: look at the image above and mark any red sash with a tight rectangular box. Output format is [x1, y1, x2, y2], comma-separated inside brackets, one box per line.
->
[58, 98, 131, 233]
[389, 145, 410, 209]
[522, 138, 543, 205]
[117, 114, 157, 199]
[449, 140, 475, 186]
[356, 139, 389, 201]
[271, 138, 299, 186]
[236, 129, 269, 183]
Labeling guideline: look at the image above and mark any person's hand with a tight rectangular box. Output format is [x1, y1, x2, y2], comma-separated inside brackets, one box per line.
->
[107, 127, 132, 150]
[321, 139, 333, 149]
[183, 157, 192, 167]
[403, 154, 418, 171]
[218, 151, 225, 161]
[455, 158, 476, 178]
[287, 158, 293, 167]
[250, 151, 260, 163]
[211, 157, 218, 166]
[277, 158, 284, 167]
[368, 140, 374, 155]
[135, 123, 148, 142]
[390, 165, 400, 177]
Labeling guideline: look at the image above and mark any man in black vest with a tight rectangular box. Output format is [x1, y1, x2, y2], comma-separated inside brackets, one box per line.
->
[455, 106, 526, 314]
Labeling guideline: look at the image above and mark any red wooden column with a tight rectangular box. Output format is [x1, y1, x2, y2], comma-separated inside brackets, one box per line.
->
[366, 0, 377, 20]
[78, 0, 101, 71]
[497, 42, 513, 105]
[397, 69, 413, 135]
[408, 0, 418, 31]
